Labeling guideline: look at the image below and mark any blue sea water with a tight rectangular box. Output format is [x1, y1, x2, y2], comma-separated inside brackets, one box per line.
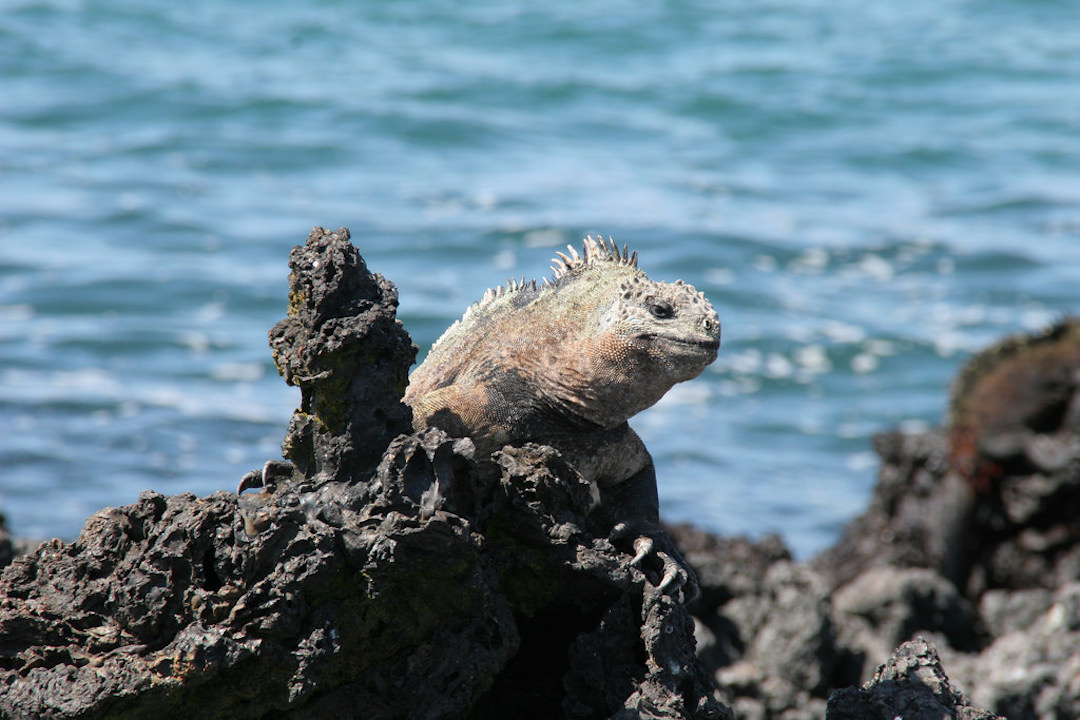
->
[2, 0, 1078, 557]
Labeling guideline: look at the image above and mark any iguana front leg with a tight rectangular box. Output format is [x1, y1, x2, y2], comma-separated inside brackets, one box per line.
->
[434, 411, 701, 600]
[561, 423, 699, 602]
[602, 460, 700, 602]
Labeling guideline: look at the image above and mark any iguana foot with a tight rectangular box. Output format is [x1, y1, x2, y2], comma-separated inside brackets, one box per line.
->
[611, 522, 700, 602]
[237, 460, 296, 495]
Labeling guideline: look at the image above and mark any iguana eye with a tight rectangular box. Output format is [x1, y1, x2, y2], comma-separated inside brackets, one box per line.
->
[648, 298, 675, 320]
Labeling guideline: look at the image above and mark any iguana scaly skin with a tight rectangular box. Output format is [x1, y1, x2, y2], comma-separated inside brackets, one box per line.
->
[404, 236, 721, 599]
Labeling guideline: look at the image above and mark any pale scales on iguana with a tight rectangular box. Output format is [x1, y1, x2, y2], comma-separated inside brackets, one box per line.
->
[404, 236, 721, 598]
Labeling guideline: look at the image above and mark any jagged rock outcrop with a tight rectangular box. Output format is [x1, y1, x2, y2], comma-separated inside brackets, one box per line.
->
[0, 228, 726, 720]
[268, 227, 417, 480]
[817, 319, 1080, 598]
[825, 639, 1002, 720]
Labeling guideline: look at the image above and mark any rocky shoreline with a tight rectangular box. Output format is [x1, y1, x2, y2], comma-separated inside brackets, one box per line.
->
[1, 228, 1077, 719]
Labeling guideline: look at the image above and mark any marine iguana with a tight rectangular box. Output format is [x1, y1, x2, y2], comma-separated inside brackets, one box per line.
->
[404, 236, 721, 599]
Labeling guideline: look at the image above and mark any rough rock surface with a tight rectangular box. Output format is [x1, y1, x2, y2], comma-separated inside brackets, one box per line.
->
[1, 229, 1075, 719]
[0, 228, 727, 720]
[268, 227, 417, 480]
[812, 429, 961, 588]
[947, 581, 1080, 720]
[826, 639, 1002, 720]
[672, 319, 1080, 720]
[817, 319, 1080, 598]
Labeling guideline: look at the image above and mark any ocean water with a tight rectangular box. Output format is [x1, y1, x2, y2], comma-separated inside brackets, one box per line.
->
[2, 0, 1078, 557]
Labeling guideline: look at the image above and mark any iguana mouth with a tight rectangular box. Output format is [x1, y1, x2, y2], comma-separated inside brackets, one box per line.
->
[639, 333, 720, 351]
[681, 338, 720, 351]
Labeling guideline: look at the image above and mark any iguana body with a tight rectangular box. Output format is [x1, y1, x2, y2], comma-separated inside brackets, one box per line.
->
[404, 236, 721, 597]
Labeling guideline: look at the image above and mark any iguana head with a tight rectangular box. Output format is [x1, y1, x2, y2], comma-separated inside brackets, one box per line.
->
[599, 274, 720, 379]
[548, 237, 721, 426]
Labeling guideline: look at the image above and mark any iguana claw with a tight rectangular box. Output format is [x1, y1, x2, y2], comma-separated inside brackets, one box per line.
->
[611, 522, 699, 602]
[656, 552, 686, 594]
[630, 536, 653, 566]
[237, 460, 296, 495]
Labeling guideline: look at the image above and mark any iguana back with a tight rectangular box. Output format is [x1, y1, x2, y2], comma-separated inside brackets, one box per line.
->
[405, 236, 720, 466]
